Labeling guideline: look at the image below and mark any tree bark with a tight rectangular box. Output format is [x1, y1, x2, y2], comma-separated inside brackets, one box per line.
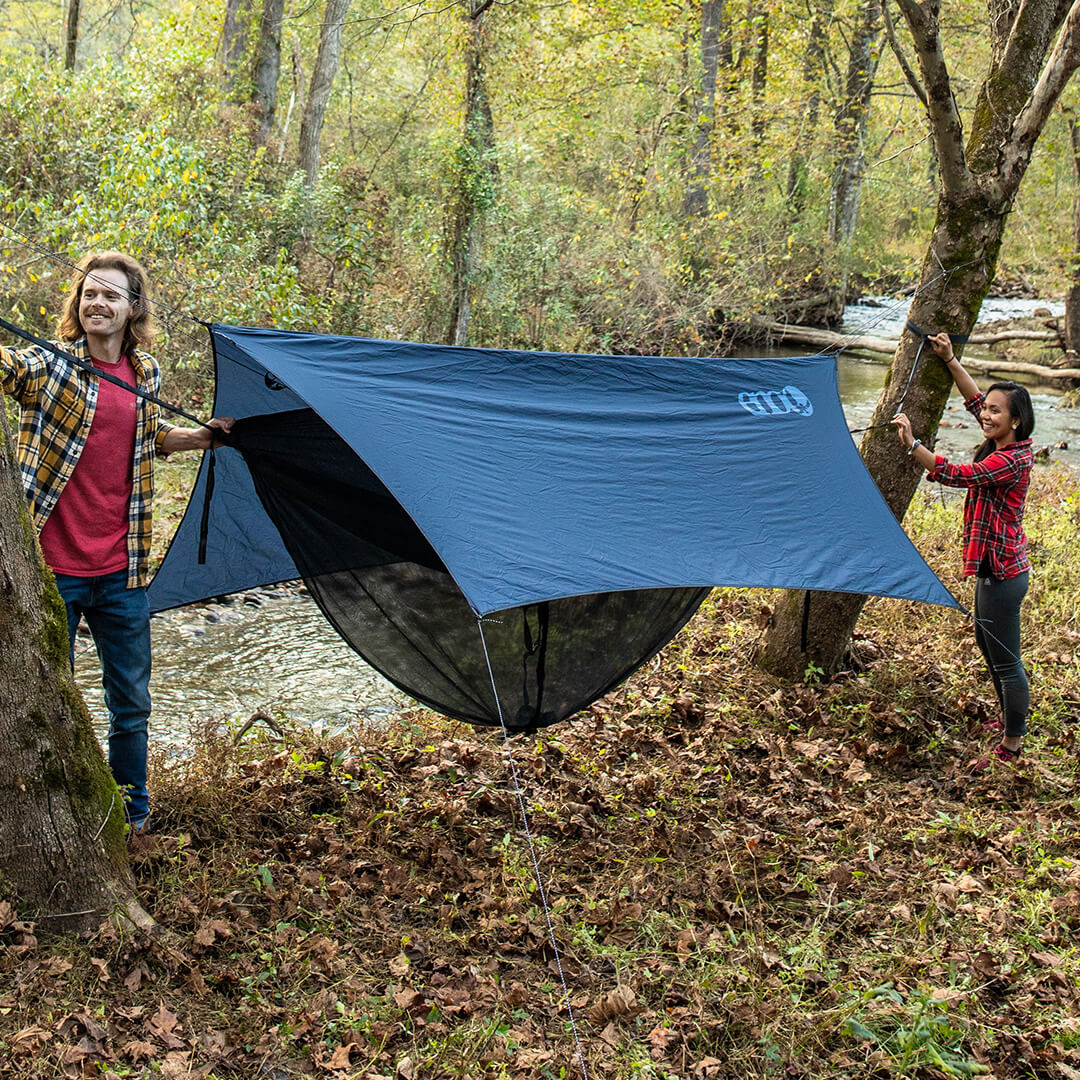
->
[253, 0, 287, 141]
[1066, 107, 1080, 356]
[827, 0, 884, 252]
[683, 1, 724, 217]
[749, 10, 769, 155]
[0, 408, 142, 935]
[761, 0, 1080, 679]
[222, 0, 255, 91]
[64, 0, 80, 71]
[446, 0, 498, 347]
[299, 0, 353, 186]
[785, 0, 833, 215]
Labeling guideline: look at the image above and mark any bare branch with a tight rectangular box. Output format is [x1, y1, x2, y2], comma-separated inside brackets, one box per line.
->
[893, 0, 971, 198]
[880, 0, 926, 106]
[999, 0, 1080, 197]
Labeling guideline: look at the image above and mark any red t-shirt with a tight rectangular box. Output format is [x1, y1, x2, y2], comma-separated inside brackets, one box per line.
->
[39, 356, 137, 577]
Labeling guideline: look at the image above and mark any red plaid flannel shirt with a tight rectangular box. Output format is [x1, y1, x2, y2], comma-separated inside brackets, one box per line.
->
[926, 393, 1032, 580]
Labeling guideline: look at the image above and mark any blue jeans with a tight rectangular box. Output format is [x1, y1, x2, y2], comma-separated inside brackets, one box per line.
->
[54, 570, 152, 827]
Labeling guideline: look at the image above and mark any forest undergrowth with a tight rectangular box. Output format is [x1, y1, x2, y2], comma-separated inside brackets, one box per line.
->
[1, 470, 1078, 1080]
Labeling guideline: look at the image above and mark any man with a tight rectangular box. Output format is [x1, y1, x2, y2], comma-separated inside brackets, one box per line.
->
[1, 251, 232, 832]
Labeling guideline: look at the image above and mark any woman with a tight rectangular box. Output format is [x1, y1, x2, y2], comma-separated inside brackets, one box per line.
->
[892, 331, 1035, 763]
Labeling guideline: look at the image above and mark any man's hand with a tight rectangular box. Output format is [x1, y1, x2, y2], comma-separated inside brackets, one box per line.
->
[161, 417, 235, 453]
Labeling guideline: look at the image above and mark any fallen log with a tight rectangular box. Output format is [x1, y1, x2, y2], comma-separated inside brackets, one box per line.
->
[761, 321, 1079, 382]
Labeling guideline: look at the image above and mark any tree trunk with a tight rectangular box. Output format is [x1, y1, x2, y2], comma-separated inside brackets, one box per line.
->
[299, 0, 353, 186]
[827, 0, 884, 254]
[446, 0, 498, 347]
[749, 10, 769, 155]
[784, 0, 832, 216]
[253, 0, 287, 141]
[761, 0, 1080, 679]
[222, 0, 255, 91]
[682, 1, 724, 218]
[0, 408, 141, 934]
[64, 0, 80, 71]
[1066, 109, 1080, 357]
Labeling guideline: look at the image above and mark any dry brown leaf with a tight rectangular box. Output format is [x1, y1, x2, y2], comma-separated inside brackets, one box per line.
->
[327, 1042, 355, 1070]
[587, 984, 638, 1024]
[844, 760, 872, 783]
[122, 1039, 157, 1063]
[10, 1025, 51, 1055]
[648, 1022, 680, 1059]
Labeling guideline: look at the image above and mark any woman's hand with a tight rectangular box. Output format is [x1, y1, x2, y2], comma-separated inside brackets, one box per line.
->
[928, 332, 955, 365]
[891, 411, 914, 449]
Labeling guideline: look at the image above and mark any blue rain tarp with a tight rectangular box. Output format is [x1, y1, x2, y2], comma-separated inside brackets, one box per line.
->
[147, 325, 958, 728]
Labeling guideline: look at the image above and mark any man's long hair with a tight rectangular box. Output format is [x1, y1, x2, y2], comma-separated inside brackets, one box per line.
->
[58, 251, 155, 355]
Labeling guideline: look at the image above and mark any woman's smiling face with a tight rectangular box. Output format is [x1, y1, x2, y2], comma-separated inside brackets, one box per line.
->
[979, 388, 1017, 446]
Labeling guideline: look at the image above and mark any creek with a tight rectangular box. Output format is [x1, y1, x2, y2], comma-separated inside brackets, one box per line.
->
[76, 299, 1078, 747]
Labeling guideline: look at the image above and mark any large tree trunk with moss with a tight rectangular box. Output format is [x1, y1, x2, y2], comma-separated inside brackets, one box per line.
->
[446, 0, 498, 347]
[761, 0, 1080, 679]
[0, 409, 141, 934]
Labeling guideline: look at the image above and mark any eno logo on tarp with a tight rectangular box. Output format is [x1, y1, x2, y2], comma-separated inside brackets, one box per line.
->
[738, 385, 814, 417]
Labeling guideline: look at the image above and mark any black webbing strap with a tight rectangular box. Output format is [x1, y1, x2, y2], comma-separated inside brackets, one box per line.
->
[0, 313, 212, 430]
[848, 321, 970, 436]
[1, 312, 225, 564]
[800, 590, 811, 653]
[197, 448, 217, 565]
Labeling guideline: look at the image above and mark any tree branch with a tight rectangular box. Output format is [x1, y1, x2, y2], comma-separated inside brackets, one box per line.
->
[893, 0, 971, 198]
[999, 0, 1080, 198]
[881, 0, 927, 106]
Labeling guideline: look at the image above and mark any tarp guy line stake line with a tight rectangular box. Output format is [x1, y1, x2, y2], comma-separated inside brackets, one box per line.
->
[477, 614, 591, 1080]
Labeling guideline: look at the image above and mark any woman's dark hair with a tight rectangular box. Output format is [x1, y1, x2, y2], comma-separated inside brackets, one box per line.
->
[974, 381, 1035, 462]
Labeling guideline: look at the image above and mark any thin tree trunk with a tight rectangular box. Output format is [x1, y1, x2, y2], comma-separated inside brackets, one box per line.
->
[0, 408, 144, 934]
[447, 0, 497, 347]
[299, 0, 353, 186]
[749, 10, 769, 155]
[1066, 109, 1080, 356]
[222, 0, 255, 91]
[64, 0, 80, 71]
[253, 0, 287, 141]
[785, 0, 833, 215]
[827, 0, 884, 252]
[683, 1, 724, 218]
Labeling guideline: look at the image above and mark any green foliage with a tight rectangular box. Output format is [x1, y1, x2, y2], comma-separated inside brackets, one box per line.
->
[842, 984, 989, 1077]
[0, 0, 1074, 375]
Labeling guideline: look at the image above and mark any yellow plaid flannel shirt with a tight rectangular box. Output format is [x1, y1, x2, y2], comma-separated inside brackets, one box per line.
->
[1, 336, 175, 588]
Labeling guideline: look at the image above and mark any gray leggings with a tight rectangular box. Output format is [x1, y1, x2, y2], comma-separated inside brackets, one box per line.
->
[973, 569, 1029, 738]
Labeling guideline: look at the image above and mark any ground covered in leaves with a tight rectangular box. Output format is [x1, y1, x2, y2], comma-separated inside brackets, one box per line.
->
[2, 470, 1079, 1080]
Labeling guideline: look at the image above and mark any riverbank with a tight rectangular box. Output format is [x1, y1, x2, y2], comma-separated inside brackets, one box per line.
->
[3, 469, 1078, 1079]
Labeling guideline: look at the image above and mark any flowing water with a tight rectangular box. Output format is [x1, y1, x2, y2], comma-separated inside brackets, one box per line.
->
[76, 301, 1078, 746]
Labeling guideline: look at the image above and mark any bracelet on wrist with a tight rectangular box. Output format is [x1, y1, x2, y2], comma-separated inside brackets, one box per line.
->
[906, 438, 922, 456]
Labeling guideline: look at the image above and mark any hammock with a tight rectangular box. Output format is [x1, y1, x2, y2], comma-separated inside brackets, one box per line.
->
[147, 326, 959, 731]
